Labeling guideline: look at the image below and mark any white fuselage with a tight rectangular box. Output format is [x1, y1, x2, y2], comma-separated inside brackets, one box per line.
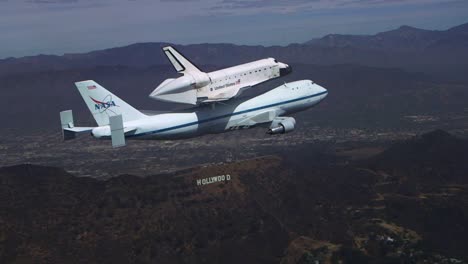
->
[150, 58, 291, 104]
[198, 58, 289, 101]
[93, 80, 327, 140]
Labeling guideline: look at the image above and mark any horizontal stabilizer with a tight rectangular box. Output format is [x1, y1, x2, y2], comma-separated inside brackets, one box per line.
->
[60, 110, 94, 140]
[63, 127, 94, 140]
[64, 127, 94, 133]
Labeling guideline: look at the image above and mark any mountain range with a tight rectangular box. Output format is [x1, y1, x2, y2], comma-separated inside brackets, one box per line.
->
[306, 23, 468, 52]
[1, 23, 467, 77]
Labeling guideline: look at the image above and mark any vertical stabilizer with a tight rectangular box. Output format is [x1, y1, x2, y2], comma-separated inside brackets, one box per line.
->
[60, 110, 75, 140]
[163, 46, 203, 75]
[110, 115, 125, 148]
[75, 80, 145, 126]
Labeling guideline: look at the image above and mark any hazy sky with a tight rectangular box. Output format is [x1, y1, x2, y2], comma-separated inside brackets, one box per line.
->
[1, 0, 468, 58]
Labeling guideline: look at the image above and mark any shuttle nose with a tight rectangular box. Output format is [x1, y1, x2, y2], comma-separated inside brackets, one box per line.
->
[280, 64, 292, 76]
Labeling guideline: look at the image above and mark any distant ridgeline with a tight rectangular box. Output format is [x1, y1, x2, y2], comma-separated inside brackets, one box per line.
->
[1, 23, 468, 76]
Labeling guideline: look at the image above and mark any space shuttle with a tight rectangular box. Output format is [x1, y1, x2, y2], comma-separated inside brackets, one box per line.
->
[149, 46, 292, 105]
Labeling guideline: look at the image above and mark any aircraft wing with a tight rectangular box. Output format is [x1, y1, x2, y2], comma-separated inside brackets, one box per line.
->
[234, 109, 279, 127]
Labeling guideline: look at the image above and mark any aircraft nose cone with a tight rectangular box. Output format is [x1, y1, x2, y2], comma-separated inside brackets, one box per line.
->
[321, 86, 328, 94]
[318, 85, 328, 99]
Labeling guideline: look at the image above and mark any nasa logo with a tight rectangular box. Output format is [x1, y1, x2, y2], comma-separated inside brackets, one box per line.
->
[90, 96, 117, 110]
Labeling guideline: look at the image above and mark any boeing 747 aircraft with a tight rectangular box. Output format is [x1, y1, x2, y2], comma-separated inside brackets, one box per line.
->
[60, 79, 327, 147]
[150, 46, 292, 105]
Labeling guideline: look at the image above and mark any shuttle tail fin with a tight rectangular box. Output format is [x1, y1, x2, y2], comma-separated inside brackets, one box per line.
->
[163, 46, 203, 75]
[75, 80, 145, 126]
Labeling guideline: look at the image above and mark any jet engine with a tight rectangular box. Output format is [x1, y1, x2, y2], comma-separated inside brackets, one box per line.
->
[267, 117, 296, 134]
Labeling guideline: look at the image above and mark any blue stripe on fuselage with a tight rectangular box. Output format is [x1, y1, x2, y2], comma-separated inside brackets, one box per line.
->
[128, 91, 327, 138]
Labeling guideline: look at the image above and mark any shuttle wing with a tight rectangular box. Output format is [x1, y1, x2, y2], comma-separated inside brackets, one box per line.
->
[199, 85, 250, 104]
[200, 88, 240, 103]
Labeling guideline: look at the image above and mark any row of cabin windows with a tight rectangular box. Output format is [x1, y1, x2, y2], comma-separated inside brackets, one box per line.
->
[212, 67, 274, 83]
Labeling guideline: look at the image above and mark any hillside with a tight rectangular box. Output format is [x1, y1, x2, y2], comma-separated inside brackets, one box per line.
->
[305, 24, 468, 52]
[368, 129, 468, 187]
[1, 131, 468, 263]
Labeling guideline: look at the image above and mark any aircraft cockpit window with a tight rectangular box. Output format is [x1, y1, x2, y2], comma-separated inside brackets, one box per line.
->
[274, 59, 278, 63]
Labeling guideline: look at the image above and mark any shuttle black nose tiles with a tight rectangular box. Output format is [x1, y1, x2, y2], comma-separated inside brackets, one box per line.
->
[280, 65, 292, 76]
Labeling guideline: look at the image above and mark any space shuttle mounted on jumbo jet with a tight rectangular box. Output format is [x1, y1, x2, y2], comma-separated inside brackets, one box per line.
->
[149, 46, 292, 105]
[60, 79, 327, 148]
